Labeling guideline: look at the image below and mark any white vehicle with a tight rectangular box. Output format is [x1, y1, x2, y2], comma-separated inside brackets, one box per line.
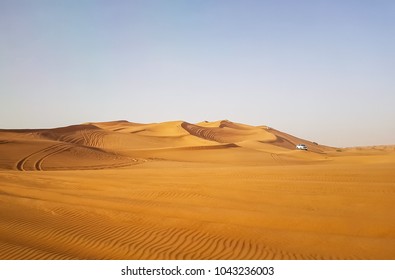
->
[296, 144, 308, 150]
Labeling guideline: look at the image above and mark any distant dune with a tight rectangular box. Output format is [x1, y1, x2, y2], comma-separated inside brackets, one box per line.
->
[0, 120, 336, 170]
[0, 120, 394, 259]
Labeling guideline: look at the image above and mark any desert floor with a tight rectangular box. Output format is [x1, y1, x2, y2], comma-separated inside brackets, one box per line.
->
[1, 120, 394, 259]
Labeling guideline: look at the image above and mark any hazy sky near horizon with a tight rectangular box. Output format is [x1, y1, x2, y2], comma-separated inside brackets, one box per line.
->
[1, 0, 394, 147]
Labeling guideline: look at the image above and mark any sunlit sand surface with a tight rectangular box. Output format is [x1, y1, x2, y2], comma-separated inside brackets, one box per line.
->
[1, 120, 394, 259]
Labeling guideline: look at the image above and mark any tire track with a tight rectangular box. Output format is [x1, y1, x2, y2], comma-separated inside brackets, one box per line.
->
[16, 142, 139, 171]
[181, 122, 253, 143]
[15, 144, 65, 171]
[58, 133, 83, 145]
[80, 129, 107, 148]
[34, 144, 71, 171]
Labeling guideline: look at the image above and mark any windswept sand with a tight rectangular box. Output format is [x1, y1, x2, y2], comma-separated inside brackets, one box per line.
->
[0, 120, 394, 259]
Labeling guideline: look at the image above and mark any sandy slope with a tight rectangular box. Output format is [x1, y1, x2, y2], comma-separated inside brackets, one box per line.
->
[0, 120, 394, 259]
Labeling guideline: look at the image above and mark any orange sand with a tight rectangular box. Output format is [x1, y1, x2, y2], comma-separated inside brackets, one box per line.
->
[0, 120, 394, 259]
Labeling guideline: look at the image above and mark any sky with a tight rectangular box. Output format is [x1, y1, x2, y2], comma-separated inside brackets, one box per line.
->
[1, 0, 394, 147]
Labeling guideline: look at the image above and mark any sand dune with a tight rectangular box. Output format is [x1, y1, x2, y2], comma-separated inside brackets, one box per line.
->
[0, 120, 394, 259]
[181, 121, 277, 144]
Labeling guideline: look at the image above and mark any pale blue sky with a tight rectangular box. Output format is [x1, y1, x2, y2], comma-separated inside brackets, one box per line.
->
[1, 0, 394, 146]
